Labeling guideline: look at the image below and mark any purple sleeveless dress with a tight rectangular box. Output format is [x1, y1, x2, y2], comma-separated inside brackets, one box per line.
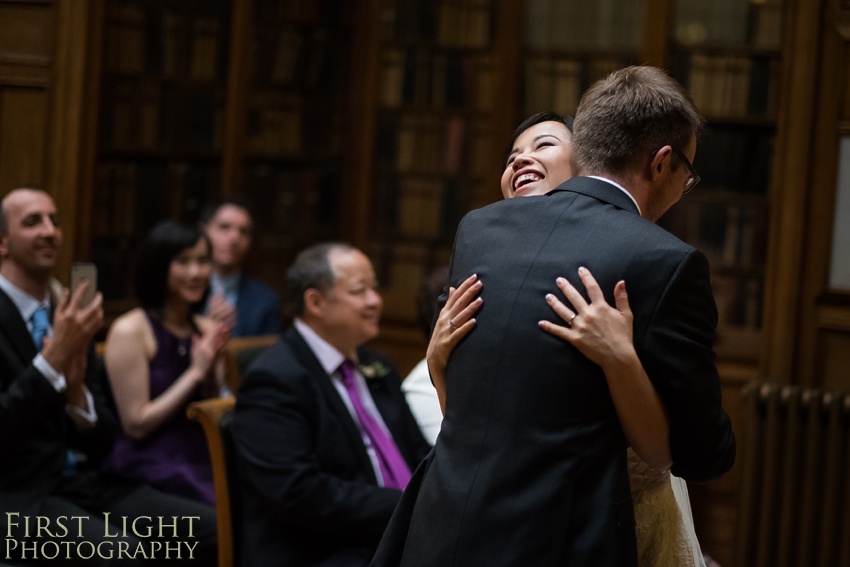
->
[103, 312, 215, 505]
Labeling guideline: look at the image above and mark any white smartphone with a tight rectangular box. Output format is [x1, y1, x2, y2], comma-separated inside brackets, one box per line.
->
[70, 262, 98, 307]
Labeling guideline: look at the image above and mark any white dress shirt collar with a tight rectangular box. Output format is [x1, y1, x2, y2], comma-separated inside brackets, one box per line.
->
[0, 274, 50, 324]
[587, 175, 642, 216]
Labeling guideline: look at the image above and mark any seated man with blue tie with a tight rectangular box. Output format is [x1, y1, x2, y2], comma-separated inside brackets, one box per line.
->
[201, 197, 283, 337]
[233, 242, 431, 567]
[0, 188, 217, 566]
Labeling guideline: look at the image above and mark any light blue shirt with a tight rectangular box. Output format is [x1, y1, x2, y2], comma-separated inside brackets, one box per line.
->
[210, 272, 240, 307]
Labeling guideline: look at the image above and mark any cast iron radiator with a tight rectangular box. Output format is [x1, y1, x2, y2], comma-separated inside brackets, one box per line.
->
[736, 381, 850, 566]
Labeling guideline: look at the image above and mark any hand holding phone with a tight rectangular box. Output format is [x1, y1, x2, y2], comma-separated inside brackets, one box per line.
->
[70, 262, 98, 308]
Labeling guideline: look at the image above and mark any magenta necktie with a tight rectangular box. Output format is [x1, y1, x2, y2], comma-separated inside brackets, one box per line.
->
[339, 360, 411, 489]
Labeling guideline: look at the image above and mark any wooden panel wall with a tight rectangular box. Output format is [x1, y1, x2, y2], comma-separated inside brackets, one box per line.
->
[0, 1, 54, 193]
[794, 0, 850, 390]
[0, 0, 101, 285]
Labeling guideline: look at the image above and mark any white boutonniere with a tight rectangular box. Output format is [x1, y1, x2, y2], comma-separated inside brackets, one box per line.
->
[359, 361, 391, 381]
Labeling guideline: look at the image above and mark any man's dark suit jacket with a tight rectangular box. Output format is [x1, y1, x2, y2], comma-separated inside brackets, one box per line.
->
[233, 275, 282, 338]
[233, 326, 431, 567]
[0, 288, 115, 525]
[372, 177, 736, 567]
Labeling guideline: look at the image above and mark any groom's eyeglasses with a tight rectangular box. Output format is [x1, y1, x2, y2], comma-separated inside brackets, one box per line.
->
[651, 146, 701, 195]
[671, 146, 700, 195]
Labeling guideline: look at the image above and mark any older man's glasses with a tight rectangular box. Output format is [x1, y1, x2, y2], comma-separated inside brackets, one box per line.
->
[670, 146, 700, 194]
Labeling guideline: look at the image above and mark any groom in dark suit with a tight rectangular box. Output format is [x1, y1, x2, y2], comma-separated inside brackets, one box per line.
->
[232, 242, 430, 567]
[372, 66, 736, 566]
[0, 188, 216, 565]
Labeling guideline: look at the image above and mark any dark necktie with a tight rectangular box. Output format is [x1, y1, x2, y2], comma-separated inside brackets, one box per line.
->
[30, 306, 49, 349]
[339, 360, 411, 489]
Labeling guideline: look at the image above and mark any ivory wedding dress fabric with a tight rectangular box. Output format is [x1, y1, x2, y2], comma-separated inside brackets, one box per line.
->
[628, 448, 706, 567]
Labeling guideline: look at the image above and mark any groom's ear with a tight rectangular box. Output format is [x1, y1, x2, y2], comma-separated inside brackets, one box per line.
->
[648, 145, 673, 181]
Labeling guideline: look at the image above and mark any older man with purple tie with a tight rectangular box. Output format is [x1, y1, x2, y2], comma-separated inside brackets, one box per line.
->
[232, 242, 430, 567]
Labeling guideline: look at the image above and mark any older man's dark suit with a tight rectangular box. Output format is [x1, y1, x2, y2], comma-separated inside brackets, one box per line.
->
[233, 326, 431, 567]
[372, 177, 736, 566]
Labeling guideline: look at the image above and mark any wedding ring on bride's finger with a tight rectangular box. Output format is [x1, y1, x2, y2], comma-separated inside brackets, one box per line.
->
[449, 320, 459, 330]
[566, 314, 578, 328]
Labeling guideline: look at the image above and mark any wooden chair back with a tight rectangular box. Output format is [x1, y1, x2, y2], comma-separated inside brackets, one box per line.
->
[187, 397, 239, 567]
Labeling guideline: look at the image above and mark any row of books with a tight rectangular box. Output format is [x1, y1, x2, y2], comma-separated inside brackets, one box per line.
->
[379, 49, 495, 111]
[242, 165, 343, 293]
[254, 0, 352, 27]
[379, 177, 476, 241]
[694, 127, 775, 194]
[105, 81, 225, 152]
[246, 93, 303, 156]
[522, 0, 782, 53]
[91, 160, 219, 239]
[523, 0, 643, 51]
[523, 56, 629, 115]
[245, 92, 346, 157]
[369, 242, 452, 321]
[106, 2, 228, 81]
[255, 26, 350, 88]
[382, 0, 493, 48]
[662, 198, 769, 272]
[243, 165, 341, 245]
[683, 53, 782, 119]
[376, 113, 500, 178]
[105, 86, 346, 158]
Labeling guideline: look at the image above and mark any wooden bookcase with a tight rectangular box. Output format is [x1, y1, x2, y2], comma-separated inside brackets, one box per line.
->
[88, 0, 352, 303]
[367, 0, 502, 323]
[658, 0, 784, 364]
[4, 0, 795, 369]
[91, 0, 231, 301]
[236, 0, 351, 292]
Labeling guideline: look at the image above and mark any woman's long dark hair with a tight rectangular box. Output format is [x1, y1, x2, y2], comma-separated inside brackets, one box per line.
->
[134, 220, 210, 325]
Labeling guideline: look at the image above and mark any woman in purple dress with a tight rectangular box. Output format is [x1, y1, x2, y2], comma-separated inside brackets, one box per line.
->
[103, 221, 229, 505]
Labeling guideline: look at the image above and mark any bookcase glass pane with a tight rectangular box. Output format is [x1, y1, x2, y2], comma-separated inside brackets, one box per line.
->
[523, 0, 644, 51]
[521, 0, 642, 117]
[673, 0, 783, 48]
[829, 136, 850, 290]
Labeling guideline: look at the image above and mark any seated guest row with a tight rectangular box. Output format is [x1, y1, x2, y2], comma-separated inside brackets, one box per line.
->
[0, 189, 217, 566]
[0, 188, 431, 566]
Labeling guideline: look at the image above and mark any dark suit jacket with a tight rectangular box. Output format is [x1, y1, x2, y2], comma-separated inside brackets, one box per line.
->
[233, 275, 282, 338]
[233, 326, 431, 567]
[0, 288, 115, 524]
[372, 177, 736, 567]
